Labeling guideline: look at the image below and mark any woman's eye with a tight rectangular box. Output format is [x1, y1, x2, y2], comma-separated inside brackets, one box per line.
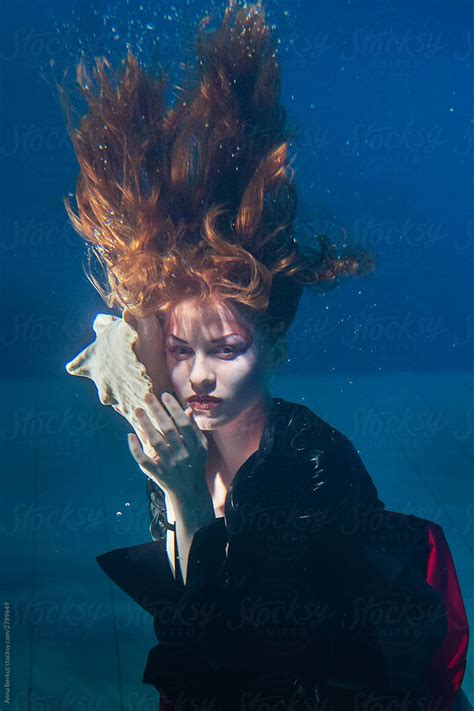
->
[168, 347, 191, 358]
[216, 346, 237, 358]
[168, 346, 239, 359]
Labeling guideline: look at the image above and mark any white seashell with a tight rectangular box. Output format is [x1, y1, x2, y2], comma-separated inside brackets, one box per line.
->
[65, 309, 172, 441]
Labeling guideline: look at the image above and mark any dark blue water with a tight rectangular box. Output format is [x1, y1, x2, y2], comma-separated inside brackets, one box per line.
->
[1, 0, 472, 377]
[1, 3, 473, 709]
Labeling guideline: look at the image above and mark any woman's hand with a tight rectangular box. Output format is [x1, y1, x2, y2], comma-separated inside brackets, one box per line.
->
[127, 391, 211, 507]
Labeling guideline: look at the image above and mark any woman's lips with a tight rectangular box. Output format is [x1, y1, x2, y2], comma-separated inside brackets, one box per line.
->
[189, 400, 221, 411]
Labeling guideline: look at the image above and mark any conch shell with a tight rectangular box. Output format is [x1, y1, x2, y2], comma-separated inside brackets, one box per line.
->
[65, 309, 173, 440]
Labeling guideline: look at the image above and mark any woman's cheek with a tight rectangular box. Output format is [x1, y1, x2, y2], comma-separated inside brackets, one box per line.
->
[164, 356, 183, 393]
[227, 354, 264, 389]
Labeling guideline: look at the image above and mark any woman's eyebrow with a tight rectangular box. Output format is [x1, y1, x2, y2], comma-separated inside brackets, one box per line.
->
[168, 333, 245, 343]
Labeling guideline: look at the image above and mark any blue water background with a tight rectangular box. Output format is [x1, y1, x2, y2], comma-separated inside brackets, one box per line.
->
[1, 1, 473, 707]
[1, 0, 472, 377]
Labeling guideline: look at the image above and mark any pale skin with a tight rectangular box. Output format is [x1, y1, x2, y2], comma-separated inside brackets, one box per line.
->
[127, 297, 287, 584]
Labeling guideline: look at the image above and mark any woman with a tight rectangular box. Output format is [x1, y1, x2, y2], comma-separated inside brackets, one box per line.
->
[59, 1, 455, 708]
[121, 295, 448, 710]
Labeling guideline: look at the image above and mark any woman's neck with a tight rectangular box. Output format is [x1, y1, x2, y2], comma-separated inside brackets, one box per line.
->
[205, 393, 272, 492]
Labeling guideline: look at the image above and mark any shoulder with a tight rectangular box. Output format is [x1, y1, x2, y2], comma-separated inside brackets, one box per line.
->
[273, 397, 352, 448]
[272, 396, 364, 464]
[271, 397, 384, 510]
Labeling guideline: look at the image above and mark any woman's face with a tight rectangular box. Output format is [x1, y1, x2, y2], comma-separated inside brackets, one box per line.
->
[162, 298, 275, 430]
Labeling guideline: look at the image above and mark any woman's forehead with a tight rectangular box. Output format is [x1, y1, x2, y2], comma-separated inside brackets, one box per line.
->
[163, 299, 254, 338]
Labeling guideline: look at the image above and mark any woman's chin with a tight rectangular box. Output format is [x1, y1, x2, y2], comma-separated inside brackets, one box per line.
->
[191, 410, 225, 430]
[194, 417, 220, 431]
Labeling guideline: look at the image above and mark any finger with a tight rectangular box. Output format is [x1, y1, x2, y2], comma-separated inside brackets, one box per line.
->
[158, 392, 209, 452]
[127, 433, 163, 481]
[143, 393, 191, 452]
[184, 405, 209, 451]
[128, 432, 157, 465]
[129, 421, 156, 461]
[163, 397, 196, 450]
[134, 406, 176, 463]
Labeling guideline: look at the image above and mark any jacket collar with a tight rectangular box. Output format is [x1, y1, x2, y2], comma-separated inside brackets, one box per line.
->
[238, 395, 301, 476]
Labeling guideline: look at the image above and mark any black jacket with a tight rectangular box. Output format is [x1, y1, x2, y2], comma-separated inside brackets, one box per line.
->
[96, 397, 447, 709]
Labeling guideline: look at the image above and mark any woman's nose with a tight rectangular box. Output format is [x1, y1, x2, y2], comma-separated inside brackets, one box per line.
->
[188, 355, 215, 389]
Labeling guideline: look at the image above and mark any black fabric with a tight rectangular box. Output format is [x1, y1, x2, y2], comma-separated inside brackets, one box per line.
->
[96, 397, 448, 708]
[96, 539, 183, 615]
